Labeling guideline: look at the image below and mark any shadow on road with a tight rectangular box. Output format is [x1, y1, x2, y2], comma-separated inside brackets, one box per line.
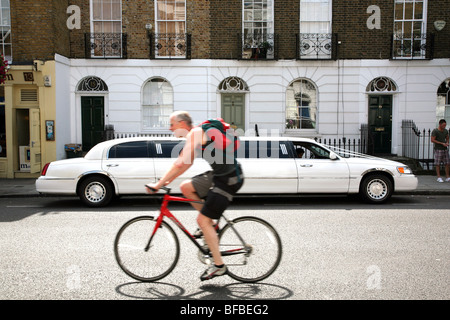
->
[115, 281, 294, 300]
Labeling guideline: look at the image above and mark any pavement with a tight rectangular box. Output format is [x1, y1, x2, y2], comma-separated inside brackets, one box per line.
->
[1, 175, 450, 198]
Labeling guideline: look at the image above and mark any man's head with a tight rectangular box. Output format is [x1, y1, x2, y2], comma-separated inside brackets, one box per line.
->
[439, 119, 447, 130]
[170, 111, 193, 137]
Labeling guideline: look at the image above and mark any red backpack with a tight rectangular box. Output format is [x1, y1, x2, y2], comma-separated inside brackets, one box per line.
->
[200, 118, 240, 151]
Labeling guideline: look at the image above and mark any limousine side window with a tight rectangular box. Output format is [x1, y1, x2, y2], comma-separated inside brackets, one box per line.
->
[108, 141, 151, 158]
[237, 141, 292, 159]
[154, 141, 185, 158]
[293, 142, 330, 159]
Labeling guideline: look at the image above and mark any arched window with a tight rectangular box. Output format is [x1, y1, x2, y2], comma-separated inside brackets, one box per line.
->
[77, 76, 108, 92]
[366, 77, 397, 92]
[217, 76, 249, 93]
[286, 79, 317, 129]
[142, 78, 173, 130]
[437, 79, 450, 125]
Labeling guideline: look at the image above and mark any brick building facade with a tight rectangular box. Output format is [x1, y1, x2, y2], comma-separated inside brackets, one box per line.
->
[1, 0, 450, 178]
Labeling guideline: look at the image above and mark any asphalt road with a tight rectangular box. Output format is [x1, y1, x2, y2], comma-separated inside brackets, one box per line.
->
[1, 194, 449, 302]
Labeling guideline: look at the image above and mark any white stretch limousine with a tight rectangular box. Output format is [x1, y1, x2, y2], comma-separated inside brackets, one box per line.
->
[36, 137, 418, 207]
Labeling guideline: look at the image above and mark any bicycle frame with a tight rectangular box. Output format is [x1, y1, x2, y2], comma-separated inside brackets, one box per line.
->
[145, 188, 247, 258]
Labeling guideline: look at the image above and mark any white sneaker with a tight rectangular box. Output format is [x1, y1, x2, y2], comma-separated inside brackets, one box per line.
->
[437, 177, 444, 183]
[200, 264, 227, 281]
[446, 178, 450, 182]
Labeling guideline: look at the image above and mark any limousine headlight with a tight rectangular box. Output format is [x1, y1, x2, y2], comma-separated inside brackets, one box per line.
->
[397, 166, 413, 174]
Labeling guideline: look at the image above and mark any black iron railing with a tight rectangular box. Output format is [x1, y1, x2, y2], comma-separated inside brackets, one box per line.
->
[239, 33, 278, 60]
[85, 33, 127, 59]
[391, 33, 434, 60]
[149, 33, 191, 59]
[297, 33, 337, 60]
[402, 120, 435, 169]
[315, 137, 368, 158]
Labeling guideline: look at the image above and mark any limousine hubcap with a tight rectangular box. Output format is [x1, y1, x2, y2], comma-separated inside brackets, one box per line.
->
[85, 182, 106, 203]
[367, 179, 387, 199]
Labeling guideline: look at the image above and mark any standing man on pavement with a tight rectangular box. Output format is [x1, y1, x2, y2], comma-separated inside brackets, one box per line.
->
[431, 119, 450, 182]
[145, 111, 244, 281]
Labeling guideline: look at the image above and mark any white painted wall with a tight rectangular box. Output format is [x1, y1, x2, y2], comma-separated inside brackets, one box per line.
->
[65, 57, 450, 158]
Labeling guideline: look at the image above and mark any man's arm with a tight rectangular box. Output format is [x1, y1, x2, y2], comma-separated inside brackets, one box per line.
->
[431, 133, 450, 148]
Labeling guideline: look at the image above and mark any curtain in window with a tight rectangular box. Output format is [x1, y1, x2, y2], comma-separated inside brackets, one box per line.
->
[92, 0, 122, 33]
[286, 79, 317, 130]
[157, 0, 186, 34]
[155, 0, 186, 57]
[300, 0, 331, 34]
[142, 78, 174, 130]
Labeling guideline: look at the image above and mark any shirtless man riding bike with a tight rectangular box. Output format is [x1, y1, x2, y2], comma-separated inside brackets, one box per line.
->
[146, 111, 244, 281]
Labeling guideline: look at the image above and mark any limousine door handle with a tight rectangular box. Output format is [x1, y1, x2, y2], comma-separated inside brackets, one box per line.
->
[300, 164, 313, 168]
[106, 164, 119, 167]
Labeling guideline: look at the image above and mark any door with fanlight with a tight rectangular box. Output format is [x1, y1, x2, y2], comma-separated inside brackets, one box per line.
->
[221, 93, 245, 131]
[368, 95, 392, 154]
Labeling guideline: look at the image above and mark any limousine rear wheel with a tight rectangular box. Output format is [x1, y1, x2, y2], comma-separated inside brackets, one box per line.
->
[78, 175, 114, 207]
[360, 174, 393, 204]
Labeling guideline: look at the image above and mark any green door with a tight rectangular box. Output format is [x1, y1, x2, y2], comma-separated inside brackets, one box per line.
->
[368, 95, 392, 154]
[81, 96, 105, 151]
[221, 93, 245, 131]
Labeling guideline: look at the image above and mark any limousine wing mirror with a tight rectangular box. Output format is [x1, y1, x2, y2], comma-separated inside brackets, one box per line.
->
[329, 152, 338, 160]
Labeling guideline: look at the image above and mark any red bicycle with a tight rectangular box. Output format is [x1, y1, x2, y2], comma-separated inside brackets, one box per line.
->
[114, 186, 282, 283]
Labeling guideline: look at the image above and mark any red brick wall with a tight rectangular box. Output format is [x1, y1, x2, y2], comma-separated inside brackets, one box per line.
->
[10, 0, 450, 61]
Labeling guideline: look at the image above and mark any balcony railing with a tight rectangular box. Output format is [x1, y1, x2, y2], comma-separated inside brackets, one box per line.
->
[239, 33, 278, 60]
[391, 33, 434, 60]
[149, 33, 191, 59]
[85, 33, 127, 59]
[297, 33, 337, 60]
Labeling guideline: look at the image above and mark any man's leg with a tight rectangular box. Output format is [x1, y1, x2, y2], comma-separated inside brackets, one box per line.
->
[180, 180, 203, 211]
[197, 213, 223, 266]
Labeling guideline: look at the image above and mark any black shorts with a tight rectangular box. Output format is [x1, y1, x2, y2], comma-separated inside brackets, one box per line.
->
[191, 168, 244, 220]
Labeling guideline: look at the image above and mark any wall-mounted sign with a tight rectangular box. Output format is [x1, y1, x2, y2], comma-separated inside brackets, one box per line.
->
[46, 120, 55, 141]
[434, 20, 446, 31]
[23, 72, 34, 82]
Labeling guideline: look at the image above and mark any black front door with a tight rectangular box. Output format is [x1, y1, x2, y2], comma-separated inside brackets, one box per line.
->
[368, 95, 392, 154]
[81, 96, 104, 151]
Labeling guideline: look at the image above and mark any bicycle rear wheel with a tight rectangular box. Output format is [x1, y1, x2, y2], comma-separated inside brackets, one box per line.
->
[219, 216, 282, 283]
[114, 216, 180, 282]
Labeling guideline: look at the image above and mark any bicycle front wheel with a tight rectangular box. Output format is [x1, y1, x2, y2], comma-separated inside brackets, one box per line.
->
[114, 216, 180, 282]
[219, 216, 282, 283]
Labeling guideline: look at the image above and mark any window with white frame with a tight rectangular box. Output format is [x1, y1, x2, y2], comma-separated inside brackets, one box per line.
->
[0, 0, 11, 63]
[242, 0, 274, 59]
[393, 0, 427, 59]
[155, 0, 186, 58]
[286, 79, 317, 130]
[90, 0, 123, 57]
[142, 78, 173, 130]
[299, 0, 332, 59]
[437, 79, 450, 126]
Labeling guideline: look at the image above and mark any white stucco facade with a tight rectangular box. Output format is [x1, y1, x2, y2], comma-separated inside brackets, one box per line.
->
[54, 54, 450, 159]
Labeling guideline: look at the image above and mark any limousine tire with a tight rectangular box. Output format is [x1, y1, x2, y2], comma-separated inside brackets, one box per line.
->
[359, 174, 393, 204]
[78, 175, 114, 207]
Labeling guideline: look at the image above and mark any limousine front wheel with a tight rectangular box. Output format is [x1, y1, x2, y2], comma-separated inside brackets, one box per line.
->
[360, 174, 393, 204]
[78, 175, 114, 207]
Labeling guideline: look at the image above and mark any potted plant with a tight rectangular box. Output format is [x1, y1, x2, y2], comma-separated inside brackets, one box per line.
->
[256, 41, 272, 59]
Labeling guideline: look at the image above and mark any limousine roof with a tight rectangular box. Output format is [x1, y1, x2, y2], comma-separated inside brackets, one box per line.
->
[85, 136, 319, 160]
